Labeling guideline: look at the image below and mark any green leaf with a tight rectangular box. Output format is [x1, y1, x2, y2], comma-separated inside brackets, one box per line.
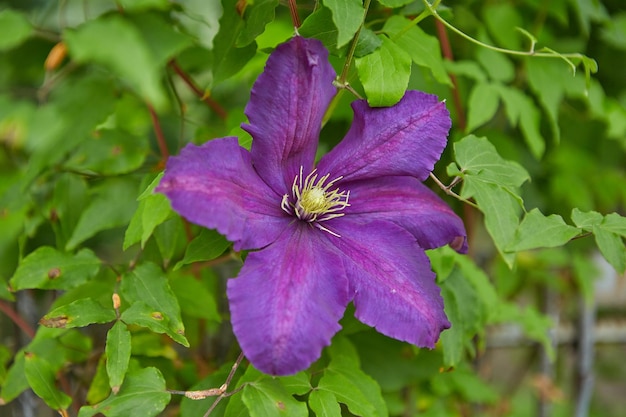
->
[592, 225, 626, 273]
[356, 36, 411, 107]
[440, 269, 484, 366]
[129, 12, 193, 64]
[279, 372, 311, 396]
[383, 15, 452, 86]
[494, 85, 545, 158]
[64, 15, 167, 109]
[322, 0, 364, 48]
[169, 274, 221, 321]
[507, 208, 581, 252]
[212, 0, 258, 84]
[174, 228, 230, 270]
[40, 298, 116, 329]
[24, 353, 72, 411]
[121, 301, 189, 347]
[0, 9, 33, 50]
[318, 338, 387, 417]
[452, 135, 529, 189]
[86, 355, 110, 405]
[466, 82, 500, 132]
[601, 213, 626, 237]
[308, 389, 341, 417]
[378, 0, 414, 7]
[124, 175, 173, 250]
[120, 263, 188, 346]
[299, 6, 340, 54]
[67, 178, 139, 250]
[452, 136, 529, 266]
[482, 3, 523, 50]
[10, 247, 101, 291]
[354, 27, 382, 57]
[237, 0, 279, 47]
[0, 352, 28, 404]
[106, 321, 132, 393]
[476, 46, 515, 83]
[241, 377, 308, 417]
[117, 0, 171, 11]
[65, 129, 149, 176]
[571, 209, 626, 272]
[78, 367, 170, 417]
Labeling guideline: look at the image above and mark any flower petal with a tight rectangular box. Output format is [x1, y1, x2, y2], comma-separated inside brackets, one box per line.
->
[343, 176, 467, 253]
[227, 224, 350, 376]
[245, 36, 337, 193]
[156, 138, 288, 250]
[317, 91, 451, 182]
[327, 218, 450, 348]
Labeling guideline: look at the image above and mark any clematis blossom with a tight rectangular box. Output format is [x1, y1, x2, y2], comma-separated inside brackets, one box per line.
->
[157, 36, 467, 376]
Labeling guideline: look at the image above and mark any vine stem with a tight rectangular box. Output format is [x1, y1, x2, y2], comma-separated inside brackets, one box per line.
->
[147, 103, 170, 166]
[422, 0, 588, 63]
[337, 0, 372, 87]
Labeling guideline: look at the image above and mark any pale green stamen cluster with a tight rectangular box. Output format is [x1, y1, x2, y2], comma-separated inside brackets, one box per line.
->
[281, 166, 350, 236]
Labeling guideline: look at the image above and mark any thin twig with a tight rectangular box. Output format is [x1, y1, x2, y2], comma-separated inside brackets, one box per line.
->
[147, 103, 170, 165]
[0, 299, 36, 339]
[435, 19, 466, 131]
[168, 352, 246, 416]
[429, 173, 478, 209]
[169, 60, 228, 120]
[287, 0, 301, 28]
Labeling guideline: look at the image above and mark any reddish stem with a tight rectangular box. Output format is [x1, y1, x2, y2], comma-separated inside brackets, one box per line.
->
[0, 299, 36, 339]
[147, 103, 170, 165]
[287, 0, 301, 28]
[169, 60, 228, 120]
[435, 19, 466, 132]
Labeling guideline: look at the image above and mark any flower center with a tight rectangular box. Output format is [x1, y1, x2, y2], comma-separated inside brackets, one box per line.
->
[281, 166, 350, 236]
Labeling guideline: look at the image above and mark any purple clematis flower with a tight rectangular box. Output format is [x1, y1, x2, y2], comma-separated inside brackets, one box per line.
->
[157, 36, 467, 376]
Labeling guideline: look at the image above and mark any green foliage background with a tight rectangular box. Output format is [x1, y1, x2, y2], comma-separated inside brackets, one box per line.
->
[1, 0, 625, 416]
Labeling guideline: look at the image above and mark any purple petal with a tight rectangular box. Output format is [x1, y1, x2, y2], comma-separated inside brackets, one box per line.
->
[245, 36, 337, 194]
[327, 218, 450, 348]
[317, 91, 451, 182]
[156, 138, 289, 251]
[343, 176, 467, 253]
[227, 224, 350, 376]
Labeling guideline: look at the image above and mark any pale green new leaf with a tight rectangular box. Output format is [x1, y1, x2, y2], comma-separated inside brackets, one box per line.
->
[507, 208, 581, 252]
[356, 36, 411, 107]
[106, 321, 131, 393]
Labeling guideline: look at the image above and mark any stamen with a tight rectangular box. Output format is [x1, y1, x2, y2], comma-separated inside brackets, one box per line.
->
[282, 166, 350, 236]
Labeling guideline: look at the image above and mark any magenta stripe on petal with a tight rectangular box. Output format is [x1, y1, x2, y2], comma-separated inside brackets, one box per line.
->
[156, 138, 289, 251]
[327, 218, 450, 348]
[342, 176, 467, 253]
[227, 224, 350, 375]
[317, 91, 451, 182]
[245, 36, 337, 194]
